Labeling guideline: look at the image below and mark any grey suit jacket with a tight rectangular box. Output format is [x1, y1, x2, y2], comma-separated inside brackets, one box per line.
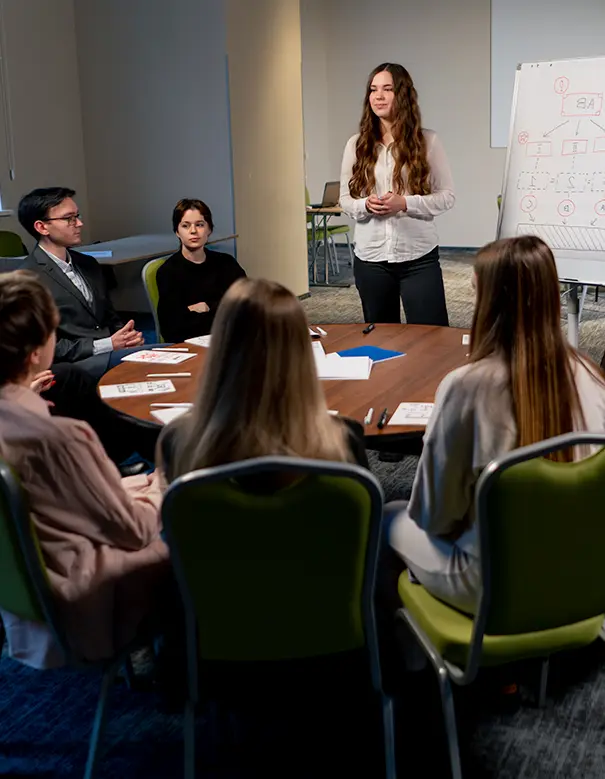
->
[21, 246, 123, 367]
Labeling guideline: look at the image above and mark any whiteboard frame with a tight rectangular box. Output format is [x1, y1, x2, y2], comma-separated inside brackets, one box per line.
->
[497, 57, 605, 286]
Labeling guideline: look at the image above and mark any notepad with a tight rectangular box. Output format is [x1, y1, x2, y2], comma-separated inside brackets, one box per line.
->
[185, 335, 212, 347]
[337, 345, 405, 363]
[80, 250, 113, 258]
[388, 403, 435, 426]
[99, 380, 176, 399]
[317, 353, 372, 380]
[121, 350, 197, 364]
[150, 406, 191, 424]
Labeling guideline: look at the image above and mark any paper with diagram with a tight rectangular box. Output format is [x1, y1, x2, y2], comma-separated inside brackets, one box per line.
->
[498, 56, 605, 284]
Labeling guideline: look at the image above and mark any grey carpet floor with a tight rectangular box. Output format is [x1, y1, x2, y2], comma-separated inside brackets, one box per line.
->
[303, 249, 605, 778]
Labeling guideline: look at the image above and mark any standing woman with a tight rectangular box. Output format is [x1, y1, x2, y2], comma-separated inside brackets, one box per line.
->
[340, 63, 455, 325]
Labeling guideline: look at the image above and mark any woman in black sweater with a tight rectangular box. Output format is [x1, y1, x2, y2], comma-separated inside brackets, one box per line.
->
[156, 199, 246, 343]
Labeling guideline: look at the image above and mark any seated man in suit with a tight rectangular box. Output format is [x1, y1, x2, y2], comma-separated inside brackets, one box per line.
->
[19, 187, 146, 380]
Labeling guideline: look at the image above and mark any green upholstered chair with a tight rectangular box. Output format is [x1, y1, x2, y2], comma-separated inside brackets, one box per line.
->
[141, 257, 168, 342]
[397, 432, 605, 779]
[162, 456, 395, 779]
[0, 230, 27, 257]
[0, 459, 146, 779]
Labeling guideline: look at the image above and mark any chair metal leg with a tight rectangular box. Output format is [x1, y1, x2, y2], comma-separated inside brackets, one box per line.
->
[83, 661, 121, 779]
[345, 233, 354, 266]
[184, 697, 196, 779]
[436, 665, 463, 779]
[381, 694, 397, 779]
[538, 657, 549, 708]
[579, 285, 588, 322]
[331, 238, 340, 274]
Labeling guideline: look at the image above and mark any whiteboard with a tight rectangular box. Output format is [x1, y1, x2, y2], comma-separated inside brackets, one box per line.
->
[491, 0, 605, 148]
[498, 57, 605, 285]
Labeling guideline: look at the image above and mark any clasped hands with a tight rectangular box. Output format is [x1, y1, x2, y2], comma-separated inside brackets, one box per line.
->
[111, 319, 144, 350]
[187, 302, 209, 313]
[366, 191, 407, 216]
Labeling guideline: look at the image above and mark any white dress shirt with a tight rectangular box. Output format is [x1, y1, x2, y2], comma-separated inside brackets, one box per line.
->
[339, 129, 455, 264]
[40, 246, 113, 355]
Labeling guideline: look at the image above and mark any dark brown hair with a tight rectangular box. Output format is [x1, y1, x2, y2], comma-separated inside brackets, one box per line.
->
[349, 63, 431, 199]
[470, 236, 602, 462]
[172, 277, 350, 474]
[0, 270, 59, 385]
[172, 198, 214, 233]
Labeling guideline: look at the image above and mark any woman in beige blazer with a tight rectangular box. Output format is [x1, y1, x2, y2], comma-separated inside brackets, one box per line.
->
[0, 270, 169, 668]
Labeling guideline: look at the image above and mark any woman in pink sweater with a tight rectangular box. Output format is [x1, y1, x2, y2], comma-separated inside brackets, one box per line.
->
[0, 270, 169, 668]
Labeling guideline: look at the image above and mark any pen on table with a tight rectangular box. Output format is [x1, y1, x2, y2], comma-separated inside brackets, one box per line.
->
[151, 347, 189, 352]
[150, 402, 194, 408]
[376, 408, 389, 429]
[146, 373, 192, 378]
[364, 407, 374, 425]
[362, 323, 375, 335]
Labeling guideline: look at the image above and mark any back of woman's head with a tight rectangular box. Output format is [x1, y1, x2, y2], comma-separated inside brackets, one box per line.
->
[174, 277, 349, 472]
[472, 235, 562, 358]
[471, 235, 595, 461]
[0, 270, 58, 386]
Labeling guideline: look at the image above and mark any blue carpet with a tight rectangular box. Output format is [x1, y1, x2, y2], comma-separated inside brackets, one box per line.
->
[0, 652, 383, 777]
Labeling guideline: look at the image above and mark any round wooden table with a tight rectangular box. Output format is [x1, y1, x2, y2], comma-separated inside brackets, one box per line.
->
[98, 324, 470, 445]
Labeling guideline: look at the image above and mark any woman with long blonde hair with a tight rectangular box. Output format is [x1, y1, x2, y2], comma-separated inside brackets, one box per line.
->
[340, 63, 455, 326]
[158, 277, 368, 482]
[387, 235, 605, 613]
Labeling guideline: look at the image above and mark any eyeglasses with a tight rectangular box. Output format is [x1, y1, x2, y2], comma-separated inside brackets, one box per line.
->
[44, 212, 81, 226]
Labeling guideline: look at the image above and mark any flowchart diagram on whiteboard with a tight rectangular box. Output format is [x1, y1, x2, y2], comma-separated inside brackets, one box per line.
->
[498, 56, 605, 286]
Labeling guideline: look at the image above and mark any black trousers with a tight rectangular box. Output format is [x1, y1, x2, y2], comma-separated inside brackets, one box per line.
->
[354, 246, 449, 326]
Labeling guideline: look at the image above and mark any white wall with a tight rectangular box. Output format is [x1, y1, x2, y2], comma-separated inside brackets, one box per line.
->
[0, 0, 88, 248]
[75, 0, 235, 246]
[300, 0, 330, 205]
[301, 0, 506, 248]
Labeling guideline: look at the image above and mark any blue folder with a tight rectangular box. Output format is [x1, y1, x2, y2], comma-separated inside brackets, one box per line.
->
[336, 345, 405, 363]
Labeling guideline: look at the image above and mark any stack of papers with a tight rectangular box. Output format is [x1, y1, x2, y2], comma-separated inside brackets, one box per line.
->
[313, 342, 372, 380]
[150, 406, 191, 424]
[388, 403, 435, 426]
[121, 350, 196, 364]
[185, 335, 212, 347]
[99, 380, 176, 399]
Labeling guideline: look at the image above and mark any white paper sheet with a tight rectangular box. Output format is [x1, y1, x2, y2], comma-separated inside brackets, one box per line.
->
[185, 335, 212, 347]
[316, 353, 372, 380]
[388, 402, 435, 426]
[150, 406, 191, 424]
[99, 380, 176, 399]
[120, 350, 196, 364]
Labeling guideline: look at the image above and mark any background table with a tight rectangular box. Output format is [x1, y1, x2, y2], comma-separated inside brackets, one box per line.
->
[79, 233, 238, 312]
[307, 207, 349, 287]
[98, 324, 470, 444]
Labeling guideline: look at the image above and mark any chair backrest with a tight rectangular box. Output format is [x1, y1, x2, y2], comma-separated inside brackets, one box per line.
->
[162, 456, 384, 674]
[0, 231, 27, 258]
[141, 257, 168, 342]
[474, 433, 605, 639]
[305, 186, 313, 224]
[0, 460, 65, 653]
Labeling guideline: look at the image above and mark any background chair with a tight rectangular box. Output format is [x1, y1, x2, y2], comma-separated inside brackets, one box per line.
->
[141, 257, 168, 342]
[162, 456, 395, 779]
[0, 459, 146, 779]
[397, 432, 605, 779]
[0, 230, 27, 258]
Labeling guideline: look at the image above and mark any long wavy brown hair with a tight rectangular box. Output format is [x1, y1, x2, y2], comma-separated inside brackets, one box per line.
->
[349, 63, 431, 199]
[470, 236, 602, 462]
[172, 277, 351, 474]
